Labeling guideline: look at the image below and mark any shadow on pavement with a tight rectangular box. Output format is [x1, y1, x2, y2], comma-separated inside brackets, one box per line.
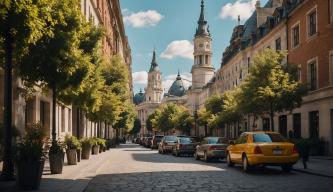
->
[83, 170, 332, 192]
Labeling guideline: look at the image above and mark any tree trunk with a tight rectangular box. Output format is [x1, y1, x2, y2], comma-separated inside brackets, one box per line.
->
[270, 103, 275, 132]
[52, 84, 57, 143]
[76, 108, 80, 138]
[1, 20, 14, 181]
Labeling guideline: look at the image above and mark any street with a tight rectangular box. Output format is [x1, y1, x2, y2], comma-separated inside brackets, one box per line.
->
[84, 144, 333, 192]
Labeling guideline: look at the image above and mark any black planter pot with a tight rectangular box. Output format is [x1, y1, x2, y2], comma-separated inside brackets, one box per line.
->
[16, 159, 45, 190]
[49, 151, 64, 174]
[92, 145, 99, 155]
[66, 149, 77, 165]
[76, 149, 82, 162]
[81, 146, 91, 159]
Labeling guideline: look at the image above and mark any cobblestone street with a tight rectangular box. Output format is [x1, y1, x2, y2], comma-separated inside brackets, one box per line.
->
[84, 144, 333, 192]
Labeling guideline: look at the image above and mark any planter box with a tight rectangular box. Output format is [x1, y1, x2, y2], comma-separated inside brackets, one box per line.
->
[16, 160, 44, 190]
[92, 145, 99, 155]
[49, 152, 64, 174]
[81, 146, 91, 159]
[66, 149, 77, 165]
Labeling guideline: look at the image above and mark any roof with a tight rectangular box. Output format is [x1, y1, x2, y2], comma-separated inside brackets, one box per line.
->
[133, 89, 145, 105]
[167, 73, 186, 97]
[195, 0, 210, 37]
[149, 49, 159, 72]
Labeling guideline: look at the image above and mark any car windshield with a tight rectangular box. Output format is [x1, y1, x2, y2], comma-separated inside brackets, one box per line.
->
[164, 136, 177, 142]
[253, 133, 288, 143]
[179, 137, 196, 144]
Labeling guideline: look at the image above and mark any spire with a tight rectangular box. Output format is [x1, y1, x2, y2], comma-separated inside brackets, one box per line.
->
[176, 69, 181, 80]
[149, 49, 159, 72]
[195, 0, 210, 37]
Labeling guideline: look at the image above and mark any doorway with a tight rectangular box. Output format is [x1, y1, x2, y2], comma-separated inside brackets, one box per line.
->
[309, 111, 319, 139]
[279, 115, 287, 137]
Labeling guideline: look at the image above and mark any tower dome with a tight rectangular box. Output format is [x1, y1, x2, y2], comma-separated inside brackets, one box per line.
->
[167, 72, 186, 97]
[133, 89, 145, 105]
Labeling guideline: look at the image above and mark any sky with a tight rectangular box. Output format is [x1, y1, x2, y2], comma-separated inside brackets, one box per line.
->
[120, 0, 269, 94]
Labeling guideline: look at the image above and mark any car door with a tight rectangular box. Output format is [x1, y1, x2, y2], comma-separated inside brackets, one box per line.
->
[231, 134, 247, 163]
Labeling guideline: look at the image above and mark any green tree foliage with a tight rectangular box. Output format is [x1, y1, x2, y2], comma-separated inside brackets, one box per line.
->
[130, 119, 141, 135]
[173, 106, 194, 135]
[240, 49, 307, 131]
[114, 102, 136, 133]
[157, 103, 179, 133]
[146, 109, 161, 132]
[205, 94, 225, 115]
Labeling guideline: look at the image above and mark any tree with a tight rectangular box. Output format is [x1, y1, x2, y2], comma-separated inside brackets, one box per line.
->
[130, 119, 141, 135]
[157, 103, 179, 134]
[240, 49, 307, 131]
[114, 102, 136, 135]
[205, 94, 225, 115]
[18, 0, 92, 148]
[147, 109, 161, 133]
[173, 106, 194, 135]
[0, 0, 56, 180]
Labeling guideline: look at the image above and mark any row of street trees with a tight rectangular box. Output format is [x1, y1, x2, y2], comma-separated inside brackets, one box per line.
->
[145, 49, 307, 138]
[198, 49, 307, 135]
[0, 0, 135, 180]
[146, 103, 194, 135]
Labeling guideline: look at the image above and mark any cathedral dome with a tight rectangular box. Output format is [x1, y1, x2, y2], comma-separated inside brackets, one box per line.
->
[133, 89, 145, 105]
[167, 73, 186, 97]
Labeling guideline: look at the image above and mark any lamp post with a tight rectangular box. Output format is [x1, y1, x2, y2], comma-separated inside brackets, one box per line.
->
[194, 110, 198, 136]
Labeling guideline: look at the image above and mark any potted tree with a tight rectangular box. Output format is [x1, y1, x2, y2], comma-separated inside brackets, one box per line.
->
[49, 140, 65, 174]
[64, 135, 81, 165]
[81, 138, 93, 159]
[97, 138, 106, 153]
[14, 123, 46, 190]
[91, 137, 99, 155]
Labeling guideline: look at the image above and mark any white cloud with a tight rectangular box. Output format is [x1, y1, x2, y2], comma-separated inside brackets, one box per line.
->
[132, 71, 148, 85]
[219, 0, 257, 21]
[123, 10, 164, 28]
[163, 72, 192, 92]
[161, 40, 194, 60]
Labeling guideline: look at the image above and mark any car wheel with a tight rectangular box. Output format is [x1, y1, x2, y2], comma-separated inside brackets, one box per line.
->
[281, 164, 292, 173]
[194, 151, 200, 160]
[204, 152, 210, 162]
[227, 153, 234, 167]
[242, 154, 251, 172]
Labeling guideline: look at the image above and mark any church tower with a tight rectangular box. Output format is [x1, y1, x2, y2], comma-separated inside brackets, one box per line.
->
[191, 0, 215, 90]
[145, 49, 163, 103]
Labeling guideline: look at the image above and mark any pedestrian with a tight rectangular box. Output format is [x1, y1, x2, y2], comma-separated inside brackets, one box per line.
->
[298, 139, 310, 169]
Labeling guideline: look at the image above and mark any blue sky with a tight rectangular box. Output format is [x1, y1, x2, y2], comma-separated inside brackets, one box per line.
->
[120, 0, 268, 94]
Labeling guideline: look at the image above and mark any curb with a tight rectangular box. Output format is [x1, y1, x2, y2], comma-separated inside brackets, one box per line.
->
[293, 168, 333, 179]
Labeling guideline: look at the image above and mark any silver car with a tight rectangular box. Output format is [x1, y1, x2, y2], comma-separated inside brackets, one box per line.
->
[158, 135, 178, 154]
[194, 137, 228, 162]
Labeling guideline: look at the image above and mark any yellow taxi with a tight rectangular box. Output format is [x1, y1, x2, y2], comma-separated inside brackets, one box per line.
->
[226, 131, 299, 172]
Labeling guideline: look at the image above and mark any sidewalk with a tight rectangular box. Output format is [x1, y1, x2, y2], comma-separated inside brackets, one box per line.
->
[0, 149, 115, 192]
[293, 156, 333, 178]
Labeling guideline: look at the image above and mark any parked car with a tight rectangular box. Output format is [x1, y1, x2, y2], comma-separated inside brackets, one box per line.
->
[172, 137, 199, 156]
[145, 137, 153, 148]
[151, 135, 164, 149]
[140, 137, 146, 146]
[158, 135, 178, 154]
[194, 137, 228, 162]
[226, 131, 299, 172]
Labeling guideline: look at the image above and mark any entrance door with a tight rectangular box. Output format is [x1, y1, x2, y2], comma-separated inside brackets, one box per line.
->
[263, 118, 270, 131]
[279, 115, 287, 137]
[293, 113, 301, 138]
[309, 111, 319, 138]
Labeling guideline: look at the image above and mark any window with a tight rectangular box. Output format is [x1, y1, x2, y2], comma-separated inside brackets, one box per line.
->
[309, 111, 319, 139]
[296, 64, 302, 82]
[199, 55, 203, 65]
[292, 23, 300, 48]
[293, 113, 301, 138]
[329, 50, 333, 85]
[307, 8, 317, 37]
[40, 101, 46, 128]
[263, 118, 270, 131]
[308, 58, 318, 90]
[275, 37, 281, 51]
[330, 0, 333, 23]
[253, 133, 287, 143]
[205, 55, 208, 64]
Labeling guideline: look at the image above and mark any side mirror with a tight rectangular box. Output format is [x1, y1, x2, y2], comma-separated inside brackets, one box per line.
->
[229, 140, 235, 145]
